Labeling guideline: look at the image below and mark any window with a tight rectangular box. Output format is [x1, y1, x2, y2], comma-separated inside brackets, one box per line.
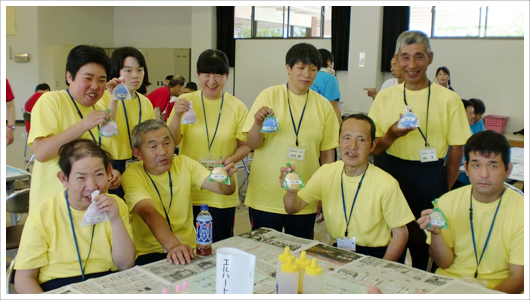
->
[234, 6, 331, 39]
[409, 5, 524, 38]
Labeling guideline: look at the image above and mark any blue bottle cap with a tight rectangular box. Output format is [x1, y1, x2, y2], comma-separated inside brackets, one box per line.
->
[201, 204, 208, 211]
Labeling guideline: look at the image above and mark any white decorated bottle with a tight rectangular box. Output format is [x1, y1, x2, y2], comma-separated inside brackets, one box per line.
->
[196, 204, 212, 256]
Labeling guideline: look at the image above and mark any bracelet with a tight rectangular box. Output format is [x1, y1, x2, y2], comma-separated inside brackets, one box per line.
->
[7, 125, 15, 130]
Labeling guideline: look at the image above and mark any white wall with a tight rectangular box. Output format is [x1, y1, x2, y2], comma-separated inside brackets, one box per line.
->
[234, 39, 331, 108]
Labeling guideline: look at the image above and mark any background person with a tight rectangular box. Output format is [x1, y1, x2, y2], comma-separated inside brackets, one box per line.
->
[242, 43, 339, 239]
[147, 75, 186, 120]
[185, 81, 198, 93]
[167, 49, 250, 243]
[14, 139, 135, 293]
[469, 98, 487, 133]
[310, 48, 342, 125]
[434, 66, 454, 91]
[364, 56, 404, 100]
[24, 83, 51, 133]
[418, 130, 523, 294]
[6, 79, 16, 145]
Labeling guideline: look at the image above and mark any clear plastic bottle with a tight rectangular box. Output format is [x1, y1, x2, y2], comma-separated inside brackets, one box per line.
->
[303, 258, 323, 294]
[196, 204, 212, 256]
[278, 256, 299, 294]
[295, 251, 311, 294]
[276, 246, 294, 293]
[175, 284, 181, 294]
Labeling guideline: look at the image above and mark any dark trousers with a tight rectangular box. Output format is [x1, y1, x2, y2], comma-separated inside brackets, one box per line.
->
[331, 243, 403, 262]
[108, 159, 127, 199]
[248, 207, 316, 240]
[40, 270, 114, 291]
[193, 206, 236, 243]
[375, 152, 447, 271]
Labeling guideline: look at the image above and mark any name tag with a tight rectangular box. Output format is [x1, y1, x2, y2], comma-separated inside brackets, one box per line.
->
[419, 147, 438, 163]
[199, 157, 216, 171]
[287, 147, 306, 162]
[125, 158, 138, 170]
[337, 237, 356, 252]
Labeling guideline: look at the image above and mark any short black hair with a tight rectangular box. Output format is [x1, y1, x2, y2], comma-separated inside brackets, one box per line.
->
[109, 47, 151, 88]
[165, 75, 174, 81]
[137, 83, 148, 95]
[340, 113, 376, 145]
[186, 82, 198, 91]
[465, 130, 510, 170]
[318, 49, 334, 68]
[461, 99, 473, 110]
[285, 43, 321, 69]
[197, 49, 230, 75]
[469, 98, 486, 115]
[58, 139, 113, 179]
[436, 66, 451, 86]
[168, 75, 186, 88]
[35, 83, 50, 92]
[65, 45, 111, 86]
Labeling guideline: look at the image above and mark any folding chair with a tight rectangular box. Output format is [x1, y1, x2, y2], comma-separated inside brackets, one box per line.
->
[6, 188, 30, 226]
[23, 111, 31, 162]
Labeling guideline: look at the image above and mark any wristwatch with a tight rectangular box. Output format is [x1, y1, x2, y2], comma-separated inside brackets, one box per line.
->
[7, 125, 15, 130]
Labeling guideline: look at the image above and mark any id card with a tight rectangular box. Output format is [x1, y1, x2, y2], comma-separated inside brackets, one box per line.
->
[125, 158, 138, 170]
[199, 157, 216, 171]
[337, 237, 356, 252]
[419, 147, 438, 163]
[287, 146, 306, 162]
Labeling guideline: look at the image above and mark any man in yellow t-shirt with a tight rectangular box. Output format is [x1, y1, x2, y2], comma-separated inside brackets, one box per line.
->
[281, 114, 414, 261]
[14, 139, 135, 293]
[28, 45, 121, 209]
[368, 31, 471, 271]
[121, 119, 238, 266]
[418, 131, 523, 294]
[243, 43, 339, 239]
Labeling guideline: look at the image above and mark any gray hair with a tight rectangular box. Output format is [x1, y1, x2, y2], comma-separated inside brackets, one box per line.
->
[394, 31, 432, 55]
[132, 119, 173, 149]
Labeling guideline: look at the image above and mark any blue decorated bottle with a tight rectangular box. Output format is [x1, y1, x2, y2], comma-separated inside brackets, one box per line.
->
[196, 204, 213, 256]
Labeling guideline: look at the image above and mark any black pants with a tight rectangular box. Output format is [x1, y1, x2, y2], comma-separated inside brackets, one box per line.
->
[193, 206, 236, 243]
[331, 243, 401, 262]
[248, 207, 316, 240]
[40, 270, 114, 291]
[375, 152, 447, 271]
[108, 159, 127, 199]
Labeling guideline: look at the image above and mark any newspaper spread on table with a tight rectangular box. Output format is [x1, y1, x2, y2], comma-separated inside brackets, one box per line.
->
[44, 228, 504, 294]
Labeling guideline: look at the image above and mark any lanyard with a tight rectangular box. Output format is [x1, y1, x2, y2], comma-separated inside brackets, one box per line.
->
[469, 188, 504, 278]
[144, 168, 173, 231]
[340, 163, 369, 237]
[286, 83, 309, 147]
[66, 89, 101, 147]
[121, 92, 142, 152]
[403, 81, 431, 147]
[201, 91, 224, 157]
[65, 190, 95, 281]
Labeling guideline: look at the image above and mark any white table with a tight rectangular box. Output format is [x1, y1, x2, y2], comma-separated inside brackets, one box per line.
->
[6, 165, 31, 195]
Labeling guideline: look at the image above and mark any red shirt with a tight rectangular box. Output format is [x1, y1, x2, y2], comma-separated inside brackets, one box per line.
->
[147, 86, 171, 113]
[6, 79, 14, 101]
[24, 92, 44, 132]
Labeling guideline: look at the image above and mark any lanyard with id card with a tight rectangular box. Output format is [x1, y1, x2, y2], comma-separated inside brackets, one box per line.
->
[403, 82, 438, 162]
[121, 93, 142, 170]
[337, 163, 369, 252]
[200, 91, 224, 170]
[285, 83, 308, 162]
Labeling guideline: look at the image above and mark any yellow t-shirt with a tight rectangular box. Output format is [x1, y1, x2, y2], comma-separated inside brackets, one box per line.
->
[242, 85, 339, 215]
[122, 155, 211, 255]
[15, 191, 132, 284]
[27, 90, 114, 209]
[167, 90, 248, 208]
[101, 90, 155, 160]
[298, 161, 414, 246]
[431, 185, 524, 289]
[368, 82, 471, 160]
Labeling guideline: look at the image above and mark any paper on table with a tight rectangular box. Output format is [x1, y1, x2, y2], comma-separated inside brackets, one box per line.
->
[216, 247, 256, 294]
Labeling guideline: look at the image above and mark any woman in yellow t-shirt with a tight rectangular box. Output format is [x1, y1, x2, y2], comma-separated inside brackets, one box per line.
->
[167, 49, 250, 242]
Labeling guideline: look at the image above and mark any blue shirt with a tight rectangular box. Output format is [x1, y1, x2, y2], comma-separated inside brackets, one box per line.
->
[310, 70, 340, 102]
